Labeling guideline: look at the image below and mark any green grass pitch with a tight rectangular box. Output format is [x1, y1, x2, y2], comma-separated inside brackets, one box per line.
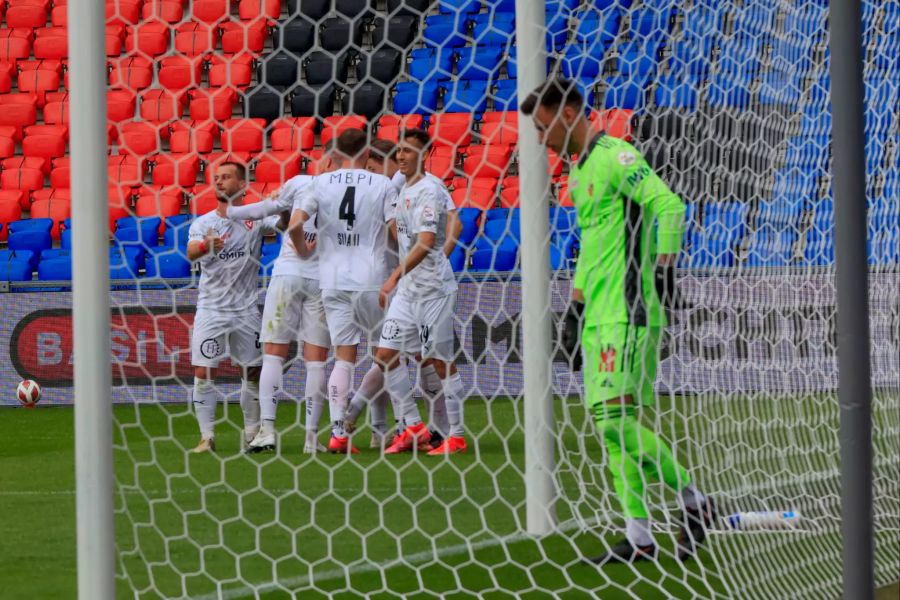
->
[2, 394, 898, 599]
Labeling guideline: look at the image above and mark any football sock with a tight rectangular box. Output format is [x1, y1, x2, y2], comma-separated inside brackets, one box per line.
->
[386, 365, 420, 427]
[328, 360, 353, 438]
[595, 404, 691, 520]
[421, 364, 449, 436]
[239, 380, 260, 436]
[371, 391, 390, 436]
[346, 364, 382, 425]
[192, 377, 217, 440]
[680, 483, 705, 511]
[305, 361, 327, 440]
[258, 354, 284, 425]
[626, 518, 654, 547]
[442, 371, 465, 438]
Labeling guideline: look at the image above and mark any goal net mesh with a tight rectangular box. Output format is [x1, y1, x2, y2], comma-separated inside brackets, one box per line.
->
[93, 0, 900, 598]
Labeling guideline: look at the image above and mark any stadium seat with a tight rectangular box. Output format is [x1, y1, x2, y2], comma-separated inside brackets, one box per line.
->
[630, 7, 675, 37]
[119, 121, 161, 156]
[259, 52, 300, 88]
[321, 115, 368, 148]
[480, 117, 518, 147]
[221, 118, 265, 153]
[254, 152, 302, 183]
[289, 83, 337, 118]
[442, 80, 489, 114]
[145, 247, 191, 278]
[142, 0, 184, 22]
[471, 13, 515, 46]
[424, 14, 469, 48]
[190, 184, 218, 214]
[1, 167, 43, 197]
[595, 108, 634, 141]
[31, 187, 70, 204]
[12, 67, 58, 105]
[22, 131, 66, 161]
[124, 21, 171, 57]
[108, 56, 153, 90]
[174, 22, 219, 56]
[188, 87, 239, 121]
[0, 102, 38, 136]
[603, 77, 644, 110]
[393, 81, 439, 114]
[192, 0, 229, 23]
[471, 246, 517, 271]
[239, 0, 281, 21]
[0, 34, 31, 63]
[269, 117, 316, 151]
[320, 15, 364, 52]
[151, 153, 201, 187]
[245, 86, 283, 122]
[6, 4, 49, 28]
[208, 54, 254, 88]
[0, 192, 23, 239]
[108, 154, 146, 185]
[107, 88, 137, 122]
[304, 51, 349, 85]
[1, 246, 37, 273]
[371, 16, 418, 49]
[356, 47, 402, 84]
[279, 17, 315, 55]
[455, 46, 503, 81]
[386, 0, 434, 15]
[33, 30, 69, 60]
[0, 257, 32, 281]
[428, 113, 473, 149]
[0, 134, 13, 159]
[448, 246, 466, 271]
[462, 145, 512, 179]
[221, 19, 268, 54]
[30, 198, 70, 239]
[108, 0, 143, 23]
[4, 155, 49, 176]
[162, 217, 192, 248]
[341, 82, 387, 120]
[158, 56, 205, 91]
[169, 126, 215, 154]
[408, 47, 454, 83]
[9, 219, 53, 256]
[491, 79, 518, 111]
[424, 146, 456, 180]
[438, 0, 479, 14]
[654, 77, 699, 110]
[38, 256, 72, 281]
[140, 89, 188, 124]
[707, 76, 752, 109]
[451, 185, 494, 210]
[572, 10, 621, 47]
[135, 190, 183, 221]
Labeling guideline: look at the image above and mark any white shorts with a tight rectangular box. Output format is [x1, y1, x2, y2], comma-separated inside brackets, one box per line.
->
[378, 292, 457, 361]
[321, 288, 383, 348]
[191, 308, 263, 368]
[260, 275, 331, 347]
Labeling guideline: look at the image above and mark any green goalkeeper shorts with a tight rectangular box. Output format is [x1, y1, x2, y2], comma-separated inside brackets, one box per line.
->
[581, 324, 661, 409]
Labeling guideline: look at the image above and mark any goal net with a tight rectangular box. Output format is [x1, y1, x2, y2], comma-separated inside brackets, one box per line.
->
[40, 0, 897, 597]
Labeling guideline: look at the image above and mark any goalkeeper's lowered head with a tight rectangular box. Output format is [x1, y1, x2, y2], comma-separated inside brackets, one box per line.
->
[520, 77, 594, 157]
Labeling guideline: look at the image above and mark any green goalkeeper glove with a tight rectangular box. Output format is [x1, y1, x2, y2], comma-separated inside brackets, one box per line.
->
[561, 302, 584, 372]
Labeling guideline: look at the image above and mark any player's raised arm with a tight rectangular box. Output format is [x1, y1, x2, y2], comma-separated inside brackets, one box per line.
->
[225, 192, 286, 221]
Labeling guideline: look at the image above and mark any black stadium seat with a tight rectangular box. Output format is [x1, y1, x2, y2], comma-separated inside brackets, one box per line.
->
[387, 0, 435, 16]
[341, 81, 386, 120]
[258, 52, 300, 88]
[290, 0, 329, 20]
[371, 16, 418, 48]
[290, 83, 337, 118]
[335, 0, 371, 18]
[281, 17, 316, 56]
[304, 51, 349, 85]
[320, 16, 363, 52]
[356, 47, 402, 84]
[245, 86, 283, 123]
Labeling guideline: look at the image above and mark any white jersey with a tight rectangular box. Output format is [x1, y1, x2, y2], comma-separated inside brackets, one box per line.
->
[226, 175, 319, 280]
[392, 170, 456, 212]
[395, 177, 457, 301]
[299, 168, 398, 292]
[189, 210, 280, 313]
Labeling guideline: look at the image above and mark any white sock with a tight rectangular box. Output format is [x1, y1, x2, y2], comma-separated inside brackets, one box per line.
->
[626, 518, 654, 547]
[240, 380, 260, 436]
[345, 364, 383, 424]
[192, 377, 217, 439]
[328, 360, 353, 438]
[680, 484, 705, 511]
[305, 361, 327, 443]
[386, 365, 419, 426]
[371, 391, 390, 436]
[421, 364, 449, 436]
[258, 354, 284, 426]
[442, 371, 465, 438]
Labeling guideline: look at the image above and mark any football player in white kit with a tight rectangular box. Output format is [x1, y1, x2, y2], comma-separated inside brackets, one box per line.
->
[289, 129, 399, 454]
[374, 129, 467, 455]
[186, 162, 286, 453]
[344, 139, 463, 449]
[222, 144, 341, 454]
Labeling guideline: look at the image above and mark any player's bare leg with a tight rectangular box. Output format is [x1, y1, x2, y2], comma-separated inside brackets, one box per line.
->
[377, 346, 431, 454]
[191, 366, 218, 453]
[427, 360, 467, 456]
[327, 344, 360, 454]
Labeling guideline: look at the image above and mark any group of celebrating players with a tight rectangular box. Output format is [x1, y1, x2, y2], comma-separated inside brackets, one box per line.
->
[185, 127, 467, 457]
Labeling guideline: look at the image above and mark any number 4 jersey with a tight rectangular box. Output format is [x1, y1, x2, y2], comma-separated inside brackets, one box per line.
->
[299, 168, 398, 292]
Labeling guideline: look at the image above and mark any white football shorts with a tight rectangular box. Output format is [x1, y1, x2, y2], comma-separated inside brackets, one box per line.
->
[191, 308, 263, 368]
[321, 288, 383, 348]
[260, 275, 331, 347]
[378, 292, 457, 361]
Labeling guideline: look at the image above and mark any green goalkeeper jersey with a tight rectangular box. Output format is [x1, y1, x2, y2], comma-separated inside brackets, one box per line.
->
[570, 133, 685, 328]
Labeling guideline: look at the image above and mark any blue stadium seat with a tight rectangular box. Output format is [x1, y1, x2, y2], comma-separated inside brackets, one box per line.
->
[617, 49, 658, 80]
[456, 207, 481, 246]
[868, 229, 899, 265]
[449, 246, 466, 272]
[0, 259, 31, 281]
[485, 207, 511, 222]
[60, 228, 73, 250]
[442, 80, 489, 114]
[630, 7, 676, 38]
[804, 226, 834, 266]
[145, 247, 191, 278]
[732, 5, 776, 37]
[259, 250, 277, 276]
[394, 81, 440, 114]
[572, 10, 621, 47]
[9, 218, 53, 234]
[110, 256, 140, 280]
[604, 77, 645, 109]
[110, 246, 146, 272]
[163, 218, 192, 248]
[745, 228, 795, 267]
[560, 46, 606, 79]
[654, 77, 699, 110]
[38, 257, 72, 281]
[424, 14, 469, 48]
[680, 6, 721, 38]
[706, 76, 752, 109]
[439, 0, 479, 14]
[9, 222, 53, 256]
[549, 205, 577, 237]
[0, 249, 36, 271]
[545, 9, 570, 52]
[492, 79, 518, 111]
[759, 74, 802, 106]
[455, 46, 504, 81]
[472, 13, 515, 47]
[471, 246, 517, 271]
[480, 216, 520, 245]
[409, 48, 455, 82]
[546, 0, 582, 11]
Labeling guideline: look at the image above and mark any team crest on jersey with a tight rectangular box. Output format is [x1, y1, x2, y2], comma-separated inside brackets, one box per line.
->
[599, 347, 617, 372]
[244, 220, 254, 230]
[617, 151, 636, 166]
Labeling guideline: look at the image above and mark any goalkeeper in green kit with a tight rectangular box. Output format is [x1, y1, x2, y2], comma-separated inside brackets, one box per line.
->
[521, 79, 716, 564]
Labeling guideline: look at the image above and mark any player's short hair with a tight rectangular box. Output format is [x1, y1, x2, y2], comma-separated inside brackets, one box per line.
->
[520, 78, 585, 116]
[369, 139, 397, 163]
[400, 128, 431, 150]
[335, 128, 368, 159]
[218, 161, 247, 181]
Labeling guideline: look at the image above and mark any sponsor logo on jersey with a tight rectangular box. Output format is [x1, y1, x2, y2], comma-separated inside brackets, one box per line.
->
[217, 250, 247, 260]
[625, 164, 650, 188]
[618, 151, 636, 166]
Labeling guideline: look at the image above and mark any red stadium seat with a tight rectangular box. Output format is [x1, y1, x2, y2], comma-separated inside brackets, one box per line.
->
[142, 0, 184, 23]
[50, 5, 68, 26]
[269, 120, 315, 152]
[479, 119, 518, 147]
[428, 113, 473, 149]
[106, 0, 142, 24]
[245, 181, 269, 203]
[424, 146, 456, 180]
[19, 58, 62, 75]
[254, 151, 301, 183]
[188, 87, 238, 121]
[595, 108, 634, 141]
[0, 191, 23, 239]
[378, 114, 424, 129]
[108, 154, 146, 185]
[6, 5, 48, 28]
[23, 132, 66, 161]
[0, 135, 15, 159]
[106, 88, 137, 122]
[1, 168, 43, 199]
[139, 89, 187, 124]
[499, 176, 519, 208]
[450, 186, 495, 210]
[189, 184, 218, 214]
[125, 21, 171, 58]
[16, 68, 60, 106]
[462, 145, 513, 179]
[0, 36, 32, 63]
[169, 127, 215, 153]
[0, 93, 38, 108]
[174, 22, 220, 57]
[481, 111, 517, 124]
[220, 20, 267, 54]
[220, 118, 265, 153]
[10, 0, 52, 10]
[108, 57, 153, 91]
[158, 55, 204, 91]
[32, 187, 70, 204]
[43, 99, 69, 125]
[192, 0, 229, 24]
[303, 149, 323, 175]
[3, 156, 49, 176]
[32, 28, 68, 60]
[546, 149, 564, 177]
[50, 164, 69, 188]
[207, 54, 254, 88]
[0, 102, 38, 137]
[238, 0, 281, 21]
[119, 121, 161, 156]
[135, 190, 182, 223]
[30, 197, 71, 239]
[151, 153, 201, 187]
[321, 115, 368, 148]
[169, 118, 219, 140]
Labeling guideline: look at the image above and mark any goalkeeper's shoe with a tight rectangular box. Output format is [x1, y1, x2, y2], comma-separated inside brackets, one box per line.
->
[427, 436, 467, 455]
[677, 496, 718, 561]
[585, 539, 658, 566]
[245, 430, 276, 454]
[328, 435, 359, 455]
[384, 423, 432, 454]
[191, 437, 216, 454]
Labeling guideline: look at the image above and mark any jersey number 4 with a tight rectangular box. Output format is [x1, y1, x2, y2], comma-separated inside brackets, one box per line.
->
[339, 187, 356, 230]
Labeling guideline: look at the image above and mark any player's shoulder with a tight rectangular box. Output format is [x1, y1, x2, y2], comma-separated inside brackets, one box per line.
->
[594, 134, 642, 167]
[284, 174, 314, 191]
[191, 210, 218, 227]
